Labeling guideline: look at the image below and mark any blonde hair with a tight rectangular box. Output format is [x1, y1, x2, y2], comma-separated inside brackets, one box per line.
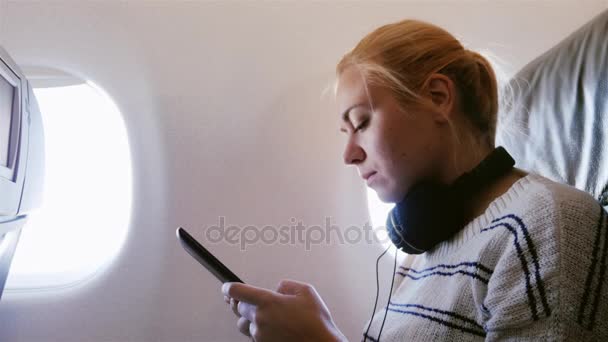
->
[335, 19, 499, 159]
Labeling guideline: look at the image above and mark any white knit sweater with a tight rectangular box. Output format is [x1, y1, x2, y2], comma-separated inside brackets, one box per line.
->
[362, 173, 608, 341]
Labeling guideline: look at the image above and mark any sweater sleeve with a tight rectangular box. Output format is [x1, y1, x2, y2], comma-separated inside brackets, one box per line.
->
[482, 188, 608, 341]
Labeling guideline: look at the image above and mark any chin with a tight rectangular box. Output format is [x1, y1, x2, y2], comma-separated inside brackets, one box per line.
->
[375, 189, 401, 204]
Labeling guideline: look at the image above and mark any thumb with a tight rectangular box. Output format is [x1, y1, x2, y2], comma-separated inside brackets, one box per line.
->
[222, 282, 275, 305]
[275, 279, 313, 296]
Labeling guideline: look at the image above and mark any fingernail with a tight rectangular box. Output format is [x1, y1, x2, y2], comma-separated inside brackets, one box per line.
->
[221, 282, 229, 294]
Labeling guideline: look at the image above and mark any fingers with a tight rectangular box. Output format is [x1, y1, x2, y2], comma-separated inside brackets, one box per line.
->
[237, 300, 257, 322]
[249, 322, 259, 341]
[227, 296, 255, 323]
[237, 316, 251, 337]
[221, 282, 272, 341]
[222, 282, 275, 305]
[275, 279, 313, 296]
[230, 298, 240, 317]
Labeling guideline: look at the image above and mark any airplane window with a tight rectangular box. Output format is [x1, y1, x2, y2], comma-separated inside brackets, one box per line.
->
[366, 187, 394, 254]
[4, 81, 132, 291]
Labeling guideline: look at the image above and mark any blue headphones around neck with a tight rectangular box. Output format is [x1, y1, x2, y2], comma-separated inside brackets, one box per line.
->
[386, 146, 515, 254]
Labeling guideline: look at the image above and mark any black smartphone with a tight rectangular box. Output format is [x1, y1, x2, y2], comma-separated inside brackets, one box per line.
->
[176, 227, 244, 283]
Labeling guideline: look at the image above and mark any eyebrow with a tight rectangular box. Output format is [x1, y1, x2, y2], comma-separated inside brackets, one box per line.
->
[341, 103, 368, 122]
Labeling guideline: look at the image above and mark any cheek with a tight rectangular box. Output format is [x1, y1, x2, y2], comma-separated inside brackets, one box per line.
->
[383, 120, 434, 184]
[370, 124, 411, 181]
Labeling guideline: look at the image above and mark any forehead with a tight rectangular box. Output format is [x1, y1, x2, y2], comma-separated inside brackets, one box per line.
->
[336, 65, 371, 122]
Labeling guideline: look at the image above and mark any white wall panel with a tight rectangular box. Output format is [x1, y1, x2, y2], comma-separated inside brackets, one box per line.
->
[0, 1, 606, 341]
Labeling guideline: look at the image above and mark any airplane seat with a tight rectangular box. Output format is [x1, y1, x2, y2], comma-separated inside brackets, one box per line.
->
[0, 46, 45, 301]
[496, 8, 608, 211]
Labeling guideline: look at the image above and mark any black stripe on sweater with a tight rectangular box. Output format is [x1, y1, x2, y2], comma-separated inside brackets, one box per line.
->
[388, 302, 484, 330]
[578, 206, 606, 328]
[397, 261, 493, 284]
[481, 220, 540, 320]
[495, 214, 551, 318]
[386, 306, 486, 337]
[396, 269, 489, 284]
[362, 332, 378, 342]
[399, 261, 493, 275]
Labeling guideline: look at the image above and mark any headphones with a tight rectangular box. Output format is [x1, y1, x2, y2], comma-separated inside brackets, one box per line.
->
[386, 146, 515, 254]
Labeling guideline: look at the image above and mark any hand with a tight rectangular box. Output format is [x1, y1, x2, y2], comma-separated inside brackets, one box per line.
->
[221, 279, 347, 342]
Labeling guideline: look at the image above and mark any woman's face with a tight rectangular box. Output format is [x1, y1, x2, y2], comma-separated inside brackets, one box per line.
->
[337, 65, 448, 203]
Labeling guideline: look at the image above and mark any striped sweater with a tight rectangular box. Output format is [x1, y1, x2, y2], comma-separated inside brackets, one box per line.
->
[363, 173, 608, 341]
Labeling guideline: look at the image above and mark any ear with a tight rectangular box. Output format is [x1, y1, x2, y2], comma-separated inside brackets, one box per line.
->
[425, 74, 455, 124]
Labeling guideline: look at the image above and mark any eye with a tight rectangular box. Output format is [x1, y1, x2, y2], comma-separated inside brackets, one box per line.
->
[354, 119, 369, 132]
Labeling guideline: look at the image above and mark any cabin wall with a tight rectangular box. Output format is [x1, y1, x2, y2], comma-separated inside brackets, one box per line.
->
[0, 1, 606, 341]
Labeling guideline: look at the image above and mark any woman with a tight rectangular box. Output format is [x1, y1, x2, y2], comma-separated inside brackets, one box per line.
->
[221, 19, 607, 341]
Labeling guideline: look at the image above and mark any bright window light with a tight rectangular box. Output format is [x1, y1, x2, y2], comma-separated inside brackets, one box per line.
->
[366, 187, 395, 252]
[5, 82, 132, 290]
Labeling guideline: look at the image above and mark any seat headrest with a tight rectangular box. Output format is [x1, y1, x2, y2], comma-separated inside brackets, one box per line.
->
[496, 9, 608, 207]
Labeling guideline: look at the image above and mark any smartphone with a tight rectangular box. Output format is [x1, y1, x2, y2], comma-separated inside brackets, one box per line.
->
[176, 227, 244, 283]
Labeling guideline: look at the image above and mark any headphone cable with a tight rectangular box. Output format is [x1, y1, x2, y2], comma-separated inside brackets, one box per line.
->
[376, 246, 398, 341]
[363, 244, 392, 342]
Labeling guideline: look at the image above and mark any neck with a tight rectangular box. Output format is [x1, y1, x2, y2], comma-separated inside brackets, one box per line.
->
[440, 143, 527, 224]
[439, 140, 493, 185]
[464, 167, 528, 223]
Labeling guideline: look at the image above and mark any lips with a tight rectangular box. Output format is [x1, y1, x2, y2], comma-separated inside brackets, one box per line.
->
[362, 171, 377, 182]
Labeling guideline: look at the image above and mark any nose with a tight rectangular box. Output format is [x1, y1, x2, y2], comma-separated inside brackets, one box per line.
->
[342, 137, 365, 165]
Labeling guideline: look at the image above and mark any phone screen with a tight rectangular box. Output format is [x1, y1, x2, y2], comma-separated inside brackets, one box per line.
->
[176, 227, 244, 283]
